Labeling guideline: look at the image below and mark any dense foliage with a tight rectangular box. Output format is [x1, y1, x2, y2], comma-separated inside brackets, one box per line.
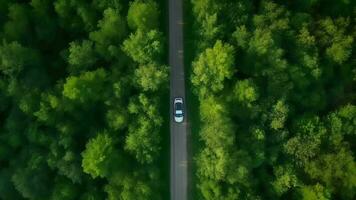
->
[0, 0, 168, 199]
[189, 0, 355, 199]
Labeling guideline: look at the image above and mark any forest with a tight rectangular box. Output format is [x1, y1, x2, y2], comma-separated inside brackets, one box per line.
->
[0, 0, 355, 199]
[0, 0, 169, 199]
[188, 0, 355, 199]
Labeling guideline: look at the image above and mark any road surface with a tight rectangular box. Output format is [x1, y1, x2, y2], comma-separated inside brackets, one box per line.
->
[169, 0, 188, 199]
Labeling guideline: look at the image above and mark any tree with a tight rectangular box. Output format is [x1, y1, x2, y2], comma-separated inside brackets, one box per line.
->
[67, 40, 97, 73]
[0, 168, 22, 200]
[3, 4, 31, 42]
[328, 104, 356, 136]
[325, 36, 353, 64]
[89, 8, 127, 56]
[105, 170, 160, 200]
[284, 116, 326, 165]
[191, 0, 221, 22]
[30, 0, 58, 43]
[81, 132, 117, 178]
[270, 99, 289, 130]
[122, 29, 164, 64]
[233, 25, 250, 49]
[50, 177, 79, 200]
[12, 151, 53, 200]
[247, 29, 274, 56]
[325, 104, 356, 152]
[304, 148, 356, 199]
[79, 184, 105, 200]
[252, 1, 289, 33]
[199, 180, 240, 200]
[54, 0, 98, 32]
[0, 41, 39, 77]
[128, 94, 163, 126]
[200, 95, 227, 123]
[125, 94, 163, 164]
[47, 142, 84, 184]
[62, 68, 108, 104]
[92, 0, 121, 11]
[317, 17, 353, 64]
[54, 0, 82, 31]
[197, 148, 231, 182]
[106, 108, 128, 131]
[191, 40, 235, 97]
[232, 79, 259, 108]
[134, 63, 168, 91]
[198, 13, 222, 48]
[125, 115, 161, 164]
[297, 184, 331, 200]
[199, 111, 235, 150]
[272, 165, 298, 196]
[127, 0, 159, 31]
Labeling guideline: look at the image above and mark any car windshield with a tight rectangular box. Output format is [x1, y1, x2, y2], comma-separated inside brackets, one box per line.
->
[175, 102, 182, 111]
[176, 113, 183, 117]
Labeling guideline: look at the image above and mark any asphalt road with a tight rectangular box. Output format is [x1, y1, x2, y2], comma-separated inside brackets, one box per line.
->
[169, 0, 188, 199]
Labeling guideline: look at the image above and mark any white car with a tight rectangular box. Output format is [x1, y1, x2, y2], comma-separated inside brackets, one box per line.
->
[174, 98, 184, 123]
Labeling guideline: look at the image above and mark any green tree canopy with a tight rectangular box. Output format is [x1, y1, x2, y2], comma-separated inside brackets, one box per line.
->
[89, 8, 127, 56]
[192, 40, 235, 97]
[81, 132, 117, 178]
[0, 41, 39, 77]
[134, 63, 168, 91]
[122, 29, 164, 64]
[232, 79, 259, 108]
[127, 0, 159, 31]
[63, 68, 108, 103]
[67, 40, 97, 73]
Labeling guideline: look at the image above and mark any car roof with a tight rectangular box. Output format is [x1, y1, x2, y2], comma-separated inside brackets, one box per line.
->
[174, 97, 183, 100]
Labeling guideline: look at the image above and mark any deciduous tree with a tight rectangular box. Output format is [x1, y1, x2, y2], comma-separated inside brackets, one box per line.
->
[127, 0, 159, 31]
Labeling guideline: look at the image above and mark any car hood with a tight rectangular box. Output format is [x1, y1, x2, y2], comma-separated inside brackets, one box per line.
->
[175, 116, 183, 122]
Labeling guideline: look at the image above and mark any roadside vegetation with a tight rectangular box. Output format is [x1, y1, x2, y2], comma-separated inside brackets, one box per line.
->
[0, 0, 168, 199]
[189, 0, 355, 199]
